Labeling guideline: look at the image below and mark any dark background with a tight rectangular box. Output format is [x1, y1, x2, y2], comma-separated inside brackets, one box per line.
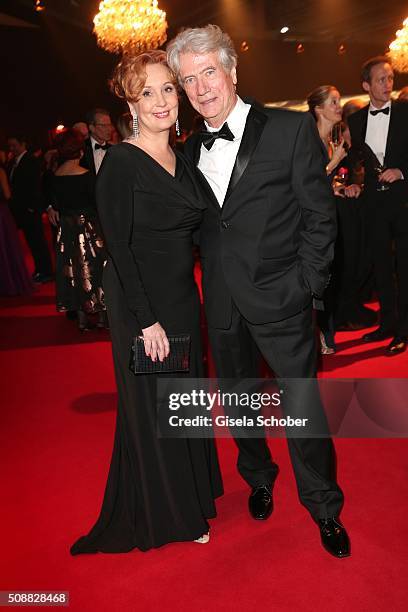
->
[1, 0, 408, 147]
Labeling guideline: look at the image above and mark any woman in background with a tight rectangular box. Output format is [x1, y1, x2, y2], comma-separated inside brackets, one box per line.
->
[307, 85, 363, 353]
[49, 129, 107, 330]
[0, 159, 33, 296]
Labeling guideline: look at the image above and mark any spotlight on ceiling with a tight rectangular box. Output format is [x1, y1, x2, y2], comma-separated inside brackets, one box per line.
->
[296, 43, 304, 54]
[338, 44, 346, 55]
[34, 0, 45, 11]
[280, 26, 289, 34]
[240, 41, 249, 52]
[55, 124, 65, 133]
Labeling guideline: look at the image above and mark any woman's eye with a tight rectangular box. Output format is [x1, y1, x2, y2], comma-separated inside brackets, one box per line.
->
[142, 90, 151, 97]
[165, 86, 175, 93]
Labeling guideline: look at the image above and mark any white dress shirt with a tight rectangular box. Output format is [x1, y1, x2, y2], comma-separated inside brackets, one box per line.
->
[198, 96, 251, 206]
[365, 101, 391, 164]
[91, 136, 108, 174]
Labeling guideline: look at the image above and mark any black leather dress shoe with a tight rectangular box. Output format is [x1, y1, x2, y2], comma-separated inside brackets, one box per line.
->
[318, 518, 350, 558]
[386, 336, 408, 356]
[248, 485, 273, 520]
[362, 327, 394, 342]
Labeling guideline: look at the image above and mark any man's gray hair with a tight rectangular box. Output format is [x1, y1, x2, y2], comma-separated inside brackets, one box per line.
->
[167, 24, 238, 86]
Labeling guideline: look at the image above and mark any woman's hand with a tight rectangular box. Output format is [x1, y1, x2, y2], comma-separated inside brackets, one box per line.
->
[330, 139, 347, 167]
[141, 322, 170, 362]
[47, 206, 60, 226]
[344, 184, 361, 198]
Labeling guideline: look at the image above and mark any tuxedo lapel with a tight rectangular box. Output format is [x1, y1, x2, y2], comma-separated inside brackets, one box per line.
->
[224, 106, 267, 204]
[82, 139, 96, 176]
[384, 101, 399, 165]
[358, 106, 369, 145]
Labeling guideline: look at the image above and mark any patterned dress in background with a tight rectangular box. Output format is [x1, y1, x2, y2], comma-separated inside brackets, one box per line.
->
[51, 171, 106, 313]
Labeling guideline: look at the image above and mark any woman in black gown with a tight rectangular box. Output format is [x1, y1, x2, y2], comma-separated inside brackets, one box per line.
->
[307, 85, 367, 353]
[70, 51, 222, 554]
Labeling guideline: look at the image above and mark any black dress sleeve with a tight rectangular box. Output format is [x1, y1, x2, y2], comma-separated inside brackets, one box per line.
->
[96, 148, 157, 329]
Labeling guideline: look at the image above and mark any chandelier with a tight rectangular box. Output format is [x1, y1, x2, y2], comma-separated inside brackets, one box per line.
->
[93, 0, 168, 55]
[388, 17, 408, 73]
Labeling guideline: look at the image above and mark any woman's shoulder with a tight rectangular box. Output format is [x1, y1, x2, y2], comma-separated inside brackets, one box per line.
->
[105, 142, 134, 160]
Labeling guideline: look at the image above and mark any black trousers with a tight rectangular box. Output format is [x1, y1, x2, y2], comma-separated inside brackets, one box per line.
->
[18, 210, 52, 276]
[365, 191, 408, 336]
[208, 302, 344, 520]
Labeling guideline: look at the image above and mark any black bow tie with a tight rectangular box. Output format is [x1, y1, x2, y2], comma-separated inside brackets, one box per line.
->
[94, 143, 110, 151]
[370, 107, 390, 116]
[200, 122, 235, 150]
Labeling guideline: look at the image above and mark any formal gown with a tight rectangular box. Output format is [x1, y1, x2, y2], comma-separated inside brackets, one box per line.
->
[70, 144, 223, 554]
[0, 182, 34, 296]
[50, 172, 106, 314]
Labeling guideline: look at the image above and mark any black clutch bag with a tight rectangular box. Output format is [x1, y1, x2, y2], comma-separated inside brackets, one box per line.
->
[130, 334, 191, 374]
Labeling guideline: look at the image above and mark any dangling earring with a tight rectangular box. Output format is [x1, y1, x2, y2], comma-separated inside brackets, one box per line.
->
[132, 114, 139, 138]
[175, 118, 181, 137]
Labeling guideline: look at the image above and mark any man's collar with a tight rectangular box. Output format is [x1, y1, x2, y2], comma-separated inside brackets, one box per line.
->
[90, 136, 106, 149]
[369, 100, 392, 112]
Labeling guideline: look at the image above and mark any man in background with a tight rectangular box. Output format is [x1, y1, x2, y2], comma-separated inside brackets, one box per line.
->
[81, 108, 112, 175]
[8, 135, 52, 283]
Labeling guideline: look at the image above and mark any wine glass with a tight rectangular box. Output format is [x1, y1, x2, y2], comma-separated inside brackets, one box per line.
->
[330, 122, 342, 147]
[374, 153, 389, 191]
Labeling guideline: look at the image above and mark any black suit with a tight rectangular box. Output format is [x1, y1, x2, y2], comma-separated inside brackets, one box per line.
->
[9, 152, 52, 276]
[185, 104, 344, 520]
[348, 101, 408, 335]
[81, 139, 112, 176]
[81, 138, 97, 176]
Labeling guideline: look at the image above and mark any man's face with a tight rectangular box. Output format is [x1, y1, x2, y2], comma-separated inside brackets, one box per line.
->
[8, 138, 25, 157]
[89, 113, 113, 143]
[363, 62, 394, 107]
[179, 51, 237, 128]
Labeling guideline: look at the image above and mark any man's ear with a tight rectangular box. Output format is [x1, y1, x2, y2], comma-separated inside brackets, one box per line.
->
[231, 66, 237, 86]
[362, 81, 370, 93]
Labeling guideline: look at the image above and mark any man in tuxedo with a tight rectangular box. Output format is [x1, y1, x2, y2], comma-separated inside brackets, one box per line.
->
[81, 108, 113, 175]
[167, 25, 349, 558]
[348, 57, 408, 355]
[8, 135, 52, 283]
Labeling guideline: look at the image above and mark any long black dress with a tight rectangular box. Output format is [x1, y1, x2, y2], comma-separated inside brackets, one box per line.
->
[70, 143, 223, 554]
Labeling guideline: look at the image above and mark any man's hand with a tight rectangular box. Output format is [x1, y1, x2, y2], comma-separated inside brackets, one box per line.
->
[141, 322, 170, 362]
[344, 184, 361, 198]
[47, 206, 60, 226]
[379, 168, 403, 183]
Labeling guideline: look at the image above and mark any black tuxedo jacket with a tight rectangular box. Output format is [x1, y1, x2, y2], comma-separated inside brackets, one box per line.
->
[81, 138, 97, 176]
[9, 152, 44, 224]
[348, 100, 408, 201]
[184, 105, 337, 328]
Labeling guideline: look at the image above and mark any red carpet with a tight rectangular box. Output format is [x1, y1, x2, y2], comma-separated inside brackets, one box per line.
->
[1, 275, 408, 610]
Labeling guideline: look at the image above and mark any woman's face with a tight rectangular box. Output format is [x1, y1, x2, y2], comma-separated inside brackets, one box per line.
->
[132, 63, 178, 135]
[318, 89, 342, 124]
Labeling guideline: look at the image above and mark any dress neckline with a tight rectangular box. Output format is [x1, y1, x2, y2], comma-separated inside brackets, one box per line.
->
[121, 141, 179, 179]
